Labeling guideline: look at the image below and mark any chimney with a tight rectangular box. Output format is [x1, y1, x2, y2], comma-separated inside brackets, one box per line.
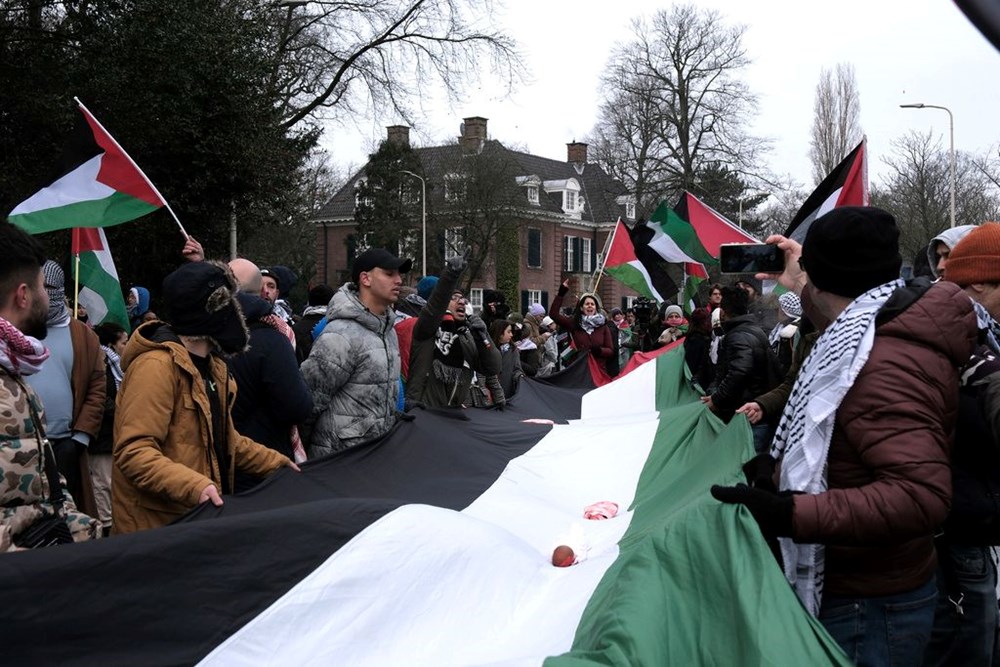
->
[386, 125, 410, 147]
[459, 116, 488, 153]
[567, 141, 588, 164]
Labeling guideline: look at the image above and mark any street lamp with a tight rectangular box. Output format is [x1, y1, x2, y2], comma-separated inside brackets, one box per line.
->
[400, 170, 427, 276]
[901, 102, 956, 228]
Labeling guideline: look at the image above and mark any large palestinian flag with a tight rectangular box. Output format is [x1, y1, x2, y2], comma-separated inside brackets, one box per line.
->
[785, 139, 868, 243]
[9, 100, 165, 234]
[0, 353, 850, 666]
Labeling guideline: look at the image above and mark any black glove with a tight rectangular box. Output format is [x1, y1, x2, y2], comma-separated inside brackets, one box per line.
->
[741, 454, 778, 493]
[710, 483, 794, 538]
[467, 314, 490, 341]
[403, 399, 426, 412]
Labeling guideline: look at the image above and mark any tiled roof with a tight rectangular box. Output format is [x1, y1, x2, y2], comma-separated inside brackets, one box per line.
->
[312, 139, 630, 226]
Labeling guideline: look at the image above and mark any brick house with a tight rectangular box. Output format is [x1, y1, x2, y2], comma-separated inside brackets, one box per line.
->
[312, 117, 640, 314]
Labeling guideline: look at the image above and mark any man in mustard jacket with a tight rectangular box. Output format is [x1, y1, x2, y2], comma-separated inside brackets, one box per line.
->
[112, 261, 297, 534]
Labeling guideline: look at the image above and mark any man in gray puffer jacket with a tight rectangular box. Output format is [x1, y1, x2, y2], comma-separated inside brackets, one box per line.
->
[301, 248, 411, 457]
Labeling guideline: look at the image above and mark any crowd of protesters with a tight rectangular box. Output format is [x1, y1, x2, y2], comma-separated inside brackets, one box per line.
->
[5, 206, 1000, 665]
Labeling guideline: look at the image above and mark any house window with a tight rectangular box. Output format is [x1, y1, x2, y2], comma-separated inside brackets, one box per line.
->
[355, 232, 372, 255]
[468, 288, 483, 315]
[625, 200, 636, 220]
[527, 186, 539, 205]
[444, 174, 466, 202]
[564, 190, 576, 212]
[582, 238, 592, 273]
[624, 295, 638, 309]
[527, 228, 542, 268]
[564, 235, 576, 272]
[527, 289, 542, 307]
[444, 227, 465, 261]
[398, 231, 418, 261]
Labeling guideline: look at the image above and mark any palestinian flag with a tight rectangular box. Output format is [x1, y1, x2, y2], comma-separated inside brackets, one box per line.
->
[0, 353, 851, 666]
[9, 100, 165, 234]
[675, 191, 759, 257]
[682, 262, 709, 314]
[72, 227, 130, 331]
[602, 219, 664, 302]
[785, 139, 868, 243]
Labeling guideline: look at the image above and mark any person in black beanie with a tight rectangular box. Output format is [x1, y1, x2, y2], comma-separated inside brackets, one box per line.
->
[711, 206, 978, 666]
[111, 261, 299, 534]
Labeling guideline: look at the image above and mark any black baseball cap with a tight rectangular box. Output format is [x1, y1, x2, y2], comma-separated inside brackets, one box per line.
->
[351, 248, 413, 284]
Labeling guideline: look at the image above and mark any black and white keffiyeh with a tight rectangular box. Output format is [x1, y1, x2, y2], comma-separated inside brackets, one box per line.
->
[769, 278, 904, 616]
[973, 299, 1000, 354]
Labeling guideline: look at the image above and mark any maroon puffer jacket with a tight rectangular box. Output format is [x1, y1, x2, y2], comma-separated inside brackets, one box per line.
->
[791, 280, 977, 597]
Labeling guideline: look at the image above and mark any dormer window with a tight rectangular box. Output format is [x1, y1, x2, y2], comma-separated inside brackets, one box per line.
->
[527, 186, 539, 205]
[626, 201, 636, 220]
[564, 190, 576, 212]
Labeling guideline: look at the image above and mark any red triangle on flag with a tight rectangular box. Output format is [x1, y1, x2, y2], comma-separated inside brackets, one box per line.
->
[683, 193, 757, 258]
[71, 227, 105, 254]
[80, 107, 164, 207]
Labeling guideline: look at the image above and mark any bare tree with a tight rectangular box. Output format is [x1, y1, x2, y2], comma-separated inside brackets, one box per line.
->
[808, 63, 862, 185]
[270, 0, 525, 130]
[587, 5, 767, 216]
[870, 130, 1000, 261]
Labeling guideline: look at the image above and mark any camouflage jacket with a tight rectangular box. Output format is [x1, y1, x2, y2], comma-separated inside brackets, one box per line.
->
[1, 368, 99, 552]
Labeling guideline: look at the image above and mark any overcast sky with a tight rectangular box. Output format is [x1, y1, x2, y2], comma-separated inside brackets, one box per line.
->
[319, 0, 1000, 194]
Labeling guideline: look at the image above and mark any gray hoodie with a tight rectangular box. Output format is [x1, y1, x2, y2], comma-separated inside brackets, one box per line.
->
[300, 284, 399, 457]
[926, 225, 977, 277]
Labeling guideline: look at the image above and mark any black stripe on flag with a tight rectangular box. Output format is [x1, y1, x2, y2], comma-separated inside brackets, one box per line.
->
[0, 371, 591, 666]
[784, 141, 864, 242]
[629, 220, 679, 297]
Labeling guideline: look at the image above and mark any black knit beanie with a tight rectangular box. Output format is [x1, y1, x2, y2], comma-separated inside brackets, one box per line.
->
[801, 207, 902, 298]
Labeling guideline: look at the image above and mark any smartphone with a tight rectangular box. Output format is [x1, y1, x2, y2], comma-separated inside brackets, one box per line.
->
[719, 243, 785, 274]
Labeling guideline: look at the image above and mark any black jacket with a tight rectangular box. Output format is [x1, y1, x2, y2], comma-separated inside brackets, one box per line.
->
[227, 293, 313, 464]
[710, 314, 777, 420]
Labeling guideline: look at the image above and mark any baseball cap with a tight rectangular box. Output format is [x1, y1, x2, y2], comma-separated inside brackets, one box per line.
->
[351, 248, 413, 284]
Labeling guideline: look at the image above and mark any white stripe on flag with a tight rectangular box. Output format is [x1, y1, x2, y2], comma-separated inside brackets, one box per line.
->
[647, 228, 698, 264]
[627, 260, 664, 302]
[77, 286, 109, 324]
[582, 358, 659, 418]
[199, 374, 663, 666]
[9, 155, 114, 216]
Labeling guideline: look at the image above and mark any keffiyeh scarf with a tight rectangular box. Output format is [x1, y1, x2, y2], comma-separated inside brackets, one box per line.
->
[973, 299, 1000, 353]
[769, 278, 904, 616]
[0, 316, 50, 376]
[101, 345, 125, 389]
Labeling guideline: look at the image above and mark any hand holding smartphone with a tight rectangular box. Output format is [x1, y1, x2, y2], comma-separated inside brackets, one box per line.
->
[719, 243, 785, 274]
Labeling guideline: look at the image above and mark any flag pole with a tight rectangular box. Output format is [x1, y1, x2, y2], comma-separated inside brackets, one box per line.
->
[591, 219, 620, 293]
[73, 97, 190, 239]
[73, 247, 82, 321]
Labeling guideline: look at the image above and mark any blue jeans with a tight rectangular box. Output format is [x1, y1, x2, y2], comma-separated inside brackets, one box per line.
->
[923, 544, 998, 666]
[819, 576, 938, 667]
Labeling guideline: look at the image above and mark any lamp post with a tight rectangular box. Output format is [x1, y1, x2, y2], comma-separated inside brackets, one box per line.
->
[900, 102, 956, 228]
[400, 170, 427, 276]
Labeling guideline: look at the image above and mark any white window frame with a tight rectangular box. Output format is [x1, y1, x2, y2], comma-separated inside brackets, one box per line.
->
[625, 201, 636, 220]
[355, 232, 372, 255]
[468, 288, 483, 315]
[527, 186, 539, 205]
[581, 238, 592, 273]
[398, 231, 418, 260]
[564, 235, 576, 272]
[527, 289, 542, 307]
[564, 190, 577, 212]
[624, 295, 638, 309]
[444, 227, 465, 261]
[444, 174, 466, 203]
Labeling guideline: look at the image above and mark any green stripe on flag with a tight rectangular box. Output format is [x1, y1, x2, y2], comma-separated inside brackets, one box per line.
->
[604, 261, 662, 302]
[10, 191, 159, 234]
[78, 250, 130, 331]
[648, 203, 718, 266]
[548, 349, 852, 666]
